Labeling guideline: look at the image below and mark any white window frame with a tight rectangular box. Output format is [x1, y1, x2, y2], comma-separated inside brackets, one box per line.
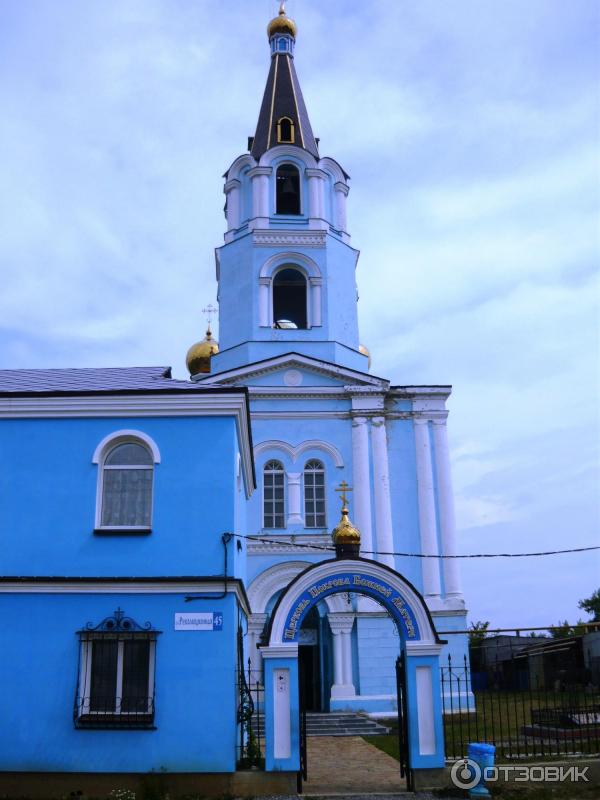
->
[275, 162, 303, 216]
[78, 636, 156, 718]
[262, 460, 286, 530]
[303, 459, 327, 529]
[92, 430, 161, 532]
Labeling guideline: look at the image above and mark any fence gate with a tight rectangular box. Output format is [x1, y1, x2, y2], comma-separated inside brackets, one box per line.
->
[297, 664, 308, 791]
[396, 651, 413, 791]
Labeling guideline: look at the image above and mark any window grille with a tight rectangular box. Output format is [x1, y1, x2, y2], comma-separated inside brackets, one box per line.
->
[263, 460, 285, 528]
[304, 459, 326, 528]
[74, 609, 159, 729]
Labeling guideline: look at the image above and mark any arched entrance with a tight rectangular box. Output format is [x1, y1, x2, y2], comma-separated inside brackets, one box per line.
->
[260, 557, 446, 789]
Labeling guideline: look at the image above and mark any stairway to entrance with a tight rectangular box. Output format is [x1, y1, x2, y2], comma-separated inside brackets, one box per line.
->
[252, 712, 390, 737]
[306, 712, 390, 736]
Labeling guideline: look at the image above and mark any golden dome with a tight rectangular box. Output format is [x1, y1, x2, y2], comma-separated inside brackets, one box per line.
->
[332, 505, 361, 546]
[268, 3, 297, 39]
[359, 344, 372, 370]
[186, 326, 219, 376]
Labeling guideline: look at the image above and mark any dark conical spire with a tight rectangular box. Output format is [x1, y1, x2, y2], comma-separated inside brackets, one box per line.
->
[250, 7, 319, 161]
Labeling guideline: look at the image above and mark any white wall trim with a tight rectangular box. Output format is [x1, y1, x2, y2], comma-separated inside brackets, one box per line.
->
[0, 581, 250, 614]
[254, 439, 344, 468]
[248, 561, 350, 615]
[92, 430, 161, 465]
[259, 251, 322, 281]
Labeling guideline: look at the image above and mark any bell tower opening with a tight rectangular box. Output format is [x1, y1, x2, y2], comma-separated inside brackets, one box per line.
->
[276, 164, 301, 215]
[273, 268, 307, 329]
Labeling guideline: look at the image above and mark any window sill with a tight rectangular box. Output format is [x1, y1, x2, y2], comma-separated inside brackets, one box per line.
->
[94, 527, 152, 536]
[75, 714, 155, 730]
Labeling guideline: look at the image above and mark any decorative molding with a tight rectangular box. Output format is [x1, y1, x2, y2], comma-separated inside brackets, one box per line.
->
[258, 251, 322, 279]
[254, 439, 344, 467]
[252, 229, 327, 248]
[92, 429, 161, 464]
[202, 353, 387, 388]
[246, 533, 333, 555]
[283, 370, 303, 387]
[405, 642, 444, 657]
[247, 561, 349, 614]
[261, 644, 299, 658]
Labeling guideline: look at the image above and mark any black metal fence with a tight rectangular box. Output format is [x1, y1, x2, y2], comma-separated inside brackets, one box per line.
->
[441, 654, 600, 761]
[237, 661, 265, 769]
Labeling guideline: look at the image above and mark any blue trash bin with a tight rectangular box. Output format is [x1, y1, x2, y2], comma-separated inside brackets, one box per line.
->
[467, 742, 495, 798]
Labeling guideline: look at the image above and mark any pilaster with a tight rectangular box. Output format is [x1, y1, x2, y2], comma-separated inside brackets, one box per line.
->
[370, 416, 395, 569]
[328, 613, 356, 699]
[431, 419, 463, 600]
[413, 419, 442, 603]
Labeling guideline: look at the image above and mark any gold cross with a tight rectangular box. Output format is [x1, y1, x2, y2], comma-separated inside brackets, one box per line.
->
[202, 304, 218, 328]
[335, 481, 353, 508]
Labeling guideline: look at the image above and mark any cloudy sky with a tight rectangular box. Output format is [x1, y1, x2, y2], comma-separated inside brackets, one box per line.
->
[1, 0, 598, 629]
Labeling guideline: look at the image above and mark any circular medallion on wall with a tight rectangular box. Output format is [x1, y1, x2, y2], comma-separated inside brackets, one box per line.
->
[283, 369, 303, 387]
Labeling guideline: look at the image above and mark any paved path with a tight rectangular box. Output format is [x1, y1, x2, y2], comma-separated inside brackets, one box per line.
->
[301, 735, 407, 795]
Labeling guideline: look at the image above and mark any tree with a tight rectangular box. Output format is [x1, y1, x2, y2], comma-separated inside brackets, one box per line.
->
[468, 620, 490, 646]
[578, 588, 600, 621]
[550, 619, 586, 638]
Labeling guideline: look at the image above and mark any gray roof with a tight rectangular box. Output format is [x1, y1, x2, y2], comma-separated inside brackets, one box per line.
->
[0, 366, 203, 394]
[251, 52, 319, 161]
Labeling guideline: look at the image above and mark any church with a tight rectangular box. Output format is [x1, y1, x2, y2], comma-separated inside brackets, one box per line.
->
[0, 5, 469, 795]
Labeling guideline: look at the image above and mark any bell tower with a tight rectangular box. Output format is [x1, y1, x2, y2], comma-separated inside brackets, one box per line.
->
[208, 4, 368, 376]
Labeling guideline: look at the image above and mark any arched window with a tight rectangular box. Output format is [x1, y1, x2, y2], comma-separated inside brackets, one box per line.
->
[263, 460, 285, 529]
[277, 116, 295, 144]
[276, 164, 301, 215]
[273, 268, 307, 329]
[304, 460, 326, 528]
[99, 442, 154, 530]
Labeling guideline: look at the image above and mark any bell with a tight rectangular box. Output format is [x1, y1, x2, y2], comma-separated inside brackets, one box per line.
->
[282, 178, 296, 194]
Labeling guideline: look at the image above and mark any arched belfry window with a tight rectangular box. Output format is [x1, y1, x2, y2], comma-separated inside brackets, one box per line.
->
[100, 442, 154, 530]
[304, 460, 326, 528]
[277, 117, 295, 144]
[273, 268, 307, 329]
[276, 164, 301, 215]
[263, 460, 285, 529]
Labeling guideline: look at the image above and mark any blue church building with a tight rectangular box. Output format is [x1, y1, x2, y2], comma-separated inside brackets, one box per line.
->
[0, 5, 469, 795]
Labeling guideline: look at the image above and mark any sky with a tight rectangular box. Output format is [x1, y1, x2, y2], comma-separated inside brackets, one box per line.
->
[0, 0, 598, 629]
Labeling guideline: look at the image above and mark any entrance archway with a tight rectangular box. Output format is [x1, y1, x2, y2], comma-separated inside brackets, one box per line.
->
[260, 557, 446, 789]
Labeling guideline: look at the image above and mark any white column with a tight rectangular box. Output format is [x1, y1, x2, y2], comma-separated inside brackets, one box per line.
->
[248, 166, 271, 225]
[334, 181, 349, 232]
[328, 613, 355, 699]
[224, 178, 241, 231]
[414, 419, 442, 600]
[259, 277, 270, 327]
[431, 420, 463, 599]
[309, 277, 322, 327]
[352, 416, 374, 557]
[247, 613, 268, 676]
[286, 472, 304, 526]
[306, 168, 327, 223]
[370, 416, 395, 568]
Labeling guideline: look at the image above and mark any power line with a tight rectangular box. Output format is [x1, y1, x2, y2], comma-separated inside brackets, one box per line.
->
[235, 533, 600, 559]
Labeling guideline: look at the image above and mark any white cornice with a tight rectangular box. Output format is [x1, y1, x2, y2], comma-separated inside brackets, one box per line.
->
[0, 580, 250, 615]
[0, 393, 256, 499]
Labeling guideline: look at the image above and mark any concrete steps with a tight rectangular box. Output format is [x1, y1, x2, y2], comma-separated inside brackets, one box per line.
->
[251, 712, 391, 737]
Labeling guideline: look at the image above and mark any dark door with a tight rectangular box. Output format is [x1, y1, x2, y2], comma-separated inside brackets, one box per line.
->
[396, 651, 413, 791]
[299, 641, 321, 711]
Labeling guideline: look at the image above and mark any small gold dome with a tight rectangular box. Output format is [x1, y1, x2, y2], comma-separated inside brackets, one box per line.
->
[186, 327, 219, 376]
[268, 3, 297, 39]
[332, 506, 361, 546]
[359, 344, 372, 370]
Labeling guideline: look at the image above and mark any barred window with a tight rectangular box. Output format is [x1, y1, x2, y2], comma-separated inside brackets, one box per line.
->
[263, 460, 285, 528]
[304, 459, 326, 528]
[100, 442, 153, 529]
[75, 609, 159, 729]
